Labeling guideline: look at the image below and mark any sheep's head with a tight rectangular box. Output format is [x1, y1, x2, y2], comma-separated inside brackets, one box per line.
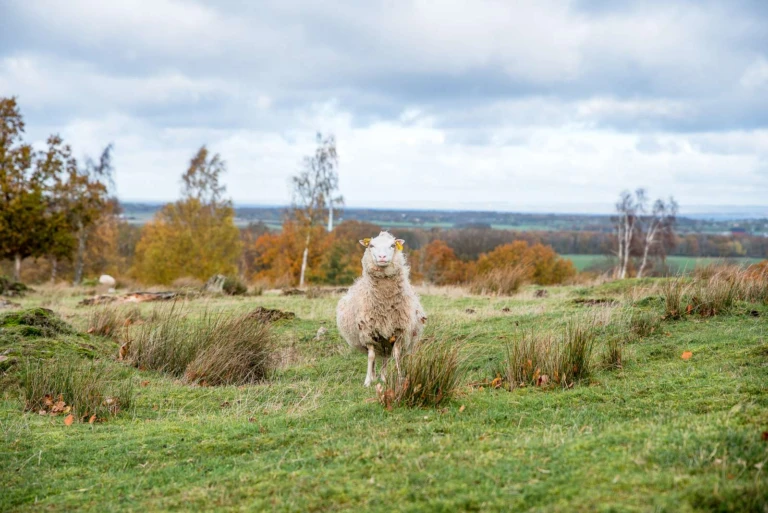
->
[360, 232, 405, 270]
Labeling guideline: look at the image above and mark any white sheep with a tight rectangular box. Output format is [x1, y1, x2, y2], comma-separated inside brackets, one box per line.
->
[336, 231, 427, 386]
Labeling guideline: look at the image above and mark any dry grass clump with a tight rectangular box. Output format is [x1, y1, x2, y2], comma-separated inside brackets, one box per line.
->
[469, 266, 529, 296]
[171, 276, 204, 290]
[377, 339, 463, 409]
[20, 358, 134, 421]
[601, 337, 625, 370]
[87, 305, 142, 338]
[123, 306, 275, 386]
[504, 318, 597, 389]
[629, 310, 660, 337]
[661, 277, 688, 319]
[661, 264, 767, 320]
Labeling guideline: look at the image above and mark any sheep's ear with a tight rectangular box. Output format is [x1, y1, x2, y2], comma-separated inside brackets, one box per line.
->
[359, 238, 371, 248]
[395, 239, 404, 251]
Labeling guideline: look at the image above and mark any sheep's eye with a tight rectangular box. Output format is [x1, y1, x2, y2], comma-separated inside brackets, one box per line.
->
[390, 244, 395, 248]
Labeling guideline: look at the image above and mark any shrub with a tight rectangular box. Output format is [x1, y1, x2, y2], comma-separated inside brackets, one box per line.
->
[469, 266, 530, 296]
[222, 276, 247, 296]
[377, 340, 462, 409]
[19, 358, 134, 421]
[124, 307, 275, 386]
[87, 305, 142, 338]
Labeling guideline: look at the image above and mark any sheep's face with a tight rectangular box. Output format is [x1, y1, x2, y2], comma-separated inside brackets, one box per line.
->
[360, 232, 404, 267]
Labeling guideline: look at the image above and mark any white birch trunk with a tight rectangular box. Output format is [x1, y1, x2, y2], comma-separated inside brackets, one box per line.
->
[299, 232, 311, 288]
[14, 253, 22, 282]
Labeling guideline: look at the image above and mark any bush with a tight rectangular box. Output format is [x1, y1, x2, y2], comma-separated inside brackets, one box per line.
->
[377, 340, 462, 409]
[222, 276, 247, 296]
[0, 276, 29, 296]
[124, 307, 275, 386]
[20, 358, 134, 421]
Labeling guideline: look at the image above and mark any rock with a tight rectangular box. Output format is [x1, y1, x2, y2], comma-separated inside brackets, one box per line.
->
[204, 274, 227, 294]
[99, 275, 117, 287]
[314, 326, 328, 341]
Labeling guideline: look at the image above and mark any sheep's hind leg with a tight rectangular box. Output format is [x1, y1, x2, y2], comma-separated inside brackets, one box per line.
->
[379, 357, 389, 383]
[364, 346, 376, 387]
[393, 342, 402, 379]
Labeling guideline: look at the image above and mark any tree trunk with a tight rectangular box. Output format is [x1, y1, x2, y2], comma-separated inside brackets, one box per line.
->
[299, 232, 311, 288]
[327, 200, 334, 232]
[51, 256, 58, 283]
[74, 220, 87, 285]
[637, 243, 650, 278]
[14, 253, 21, 282]
[615, 223, 624, 279]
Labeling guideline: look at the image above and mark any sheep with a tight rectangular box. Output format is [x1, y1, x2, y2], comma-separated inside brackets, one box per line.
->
[336, 231, 427, 386]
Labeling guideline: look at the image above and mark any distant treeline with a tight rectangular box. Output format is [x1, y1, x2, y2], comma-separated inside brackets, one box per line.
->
[121, 203, 768, 236]
[388, 227, 768, 260]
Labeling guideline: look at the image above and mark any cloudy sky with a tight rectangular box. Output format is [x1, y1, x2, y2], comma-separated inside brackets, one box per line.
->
[1, 0, 767, 213]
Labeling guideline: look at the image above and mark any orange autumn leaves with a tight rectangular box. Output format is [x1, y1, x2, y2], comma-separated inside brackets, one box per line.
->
[246, 221, 576, 289]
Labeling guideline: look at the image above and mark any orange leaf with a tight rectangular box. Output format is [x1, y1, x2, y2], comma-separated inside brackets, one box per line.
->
[490, 377, 502, 389]
[686, 304, 693, 314]
[681, 351, 693, 360]
[64, 414, 74, 426]
[89, 415, 96, 424]
[43, 394, 53, 407]
[141, 380, 150, 387]
[459, 405, 466, 413]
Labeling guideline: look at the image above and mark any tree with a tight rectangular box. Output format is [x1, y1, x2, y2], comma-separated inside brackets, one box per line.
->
[66, 144, 114, 284]
[614, 189, 644, 279]
[291, 133, 342, 287]
[131, 146, 242, 285]
[0, 97, 47, 281]
[636, 197, 678, 278]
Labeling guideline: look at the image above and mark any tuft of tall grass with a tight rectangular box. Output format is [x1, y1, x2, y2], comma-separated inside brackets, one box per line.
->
[629, 310, 660, 337]
[184, 318, 274, 386]
[377, 339, 463, 409]
[602, 337, 625, 370]
[87, 305, 142, 338]
[504, 318, 596, 389]
[20, 358, 133, 421]
[661, 277, 688, 319]
[690, 273, 739, 317]
[469, 266, 530, 296]
[124, 306, 275, 386]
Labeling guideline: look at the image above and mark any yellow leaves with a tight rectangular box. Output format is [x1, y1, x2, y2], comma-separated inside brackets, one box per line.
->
[681, 351, 693, 360]
[490, 376, 503, 389]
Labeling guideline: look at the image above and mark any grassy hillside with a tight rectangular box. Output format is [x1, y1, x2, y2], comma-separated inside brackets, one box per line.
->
[1, 280, 767, 511]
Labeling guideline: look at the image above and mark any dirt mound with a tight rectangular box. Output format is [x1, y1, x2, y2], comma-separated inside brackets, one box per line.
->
[572, 298, 617, 306]
[0, 308, 75, 338]
[79, 291, 180, 306]
[0, 277, 30, 297]
[247, 307, 296, 323]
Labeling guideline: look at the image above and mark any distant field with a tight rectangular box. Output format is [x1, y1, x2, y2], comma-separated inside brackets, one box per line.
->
[563, 254, 764, 273]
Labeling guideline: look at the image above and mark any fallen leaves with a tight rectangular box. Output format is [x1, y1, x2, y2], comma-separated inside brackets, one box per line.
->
[459, 405, 466, 413]
[761, 431, 768, 442]
[681, 351, 693, 360]
[64, 414, 74, 426]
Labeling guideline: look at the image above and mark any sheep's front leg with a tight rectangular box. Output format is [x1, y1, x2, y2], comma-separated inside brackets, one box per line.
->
[364, 346, 376, 387]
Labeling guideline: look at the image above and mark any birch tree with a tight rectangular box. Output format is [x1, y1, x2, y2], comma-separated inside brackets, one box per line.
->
[614, 189, 644, 279]
[636, 197, 678, 278]
[291, 133, 341, 288]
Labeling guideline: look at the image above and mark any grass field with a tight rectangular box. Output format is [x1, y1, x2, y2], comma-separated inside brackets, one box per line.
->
[563, 254, 764, 273]
[1, 280, 767, 512]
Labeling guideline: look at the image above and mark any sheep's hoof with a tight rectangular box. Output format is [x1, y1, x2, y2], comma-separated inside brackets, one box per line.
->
[364, 378, 372, 387]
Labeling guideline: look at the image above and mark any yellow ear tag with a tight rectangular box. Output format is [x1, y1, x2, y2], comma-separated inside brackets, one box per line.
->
[362, 238, 371, 247]
[395, 241, 403, 251]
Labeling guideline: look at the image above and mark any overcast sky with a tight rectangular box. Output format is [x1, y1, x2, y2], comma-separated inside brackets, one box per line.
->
[1, 1, 767, 213]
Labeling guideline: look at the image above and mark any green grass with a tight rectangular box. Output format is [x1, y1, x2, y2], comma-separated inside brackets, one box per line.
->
[563, 254, 763, 273]
[1, 283, 767, 511]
